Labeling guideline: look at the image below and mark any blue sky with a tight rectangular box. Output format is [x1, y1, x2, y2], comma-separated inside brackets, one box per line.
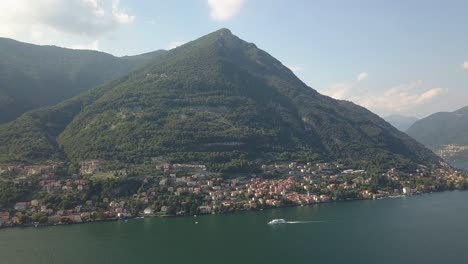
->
[1, 0, 467, 118]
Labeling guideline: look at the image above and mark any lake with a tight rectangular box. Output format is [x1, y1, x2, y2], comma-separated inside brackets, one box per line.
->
[449, 160, 468, 170]
[1, 191, 468, 264]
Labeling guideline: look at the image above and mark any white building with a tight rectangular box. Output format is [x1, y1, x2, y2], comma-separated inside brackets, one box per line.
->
[402, 187, 412, 195]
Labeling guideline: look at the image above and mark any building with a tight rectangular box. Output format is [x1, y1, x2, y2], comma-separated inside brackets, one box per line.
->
[198, 206, 212, 214]
[14, 202, 31, 211]
[402, 187, 412, 195]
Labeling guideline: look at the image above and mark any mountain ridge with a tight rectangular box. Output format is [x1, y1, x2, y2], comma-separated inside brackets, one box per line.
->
[0, 37, 167, 123]
[0, 29, 441, 172]
[407, 106, 468, 165]
[407, 106, 468, 149]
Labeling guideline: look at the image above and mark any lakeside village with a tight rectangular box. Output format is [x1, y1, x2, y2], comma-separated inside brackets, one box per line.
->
[438, 144, 468, 159]
[1, 160, 467, 228]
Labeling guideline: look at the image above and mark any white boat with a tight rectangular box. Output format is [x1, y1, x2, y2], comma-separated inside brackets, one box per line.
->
[268, 219, 287, 225]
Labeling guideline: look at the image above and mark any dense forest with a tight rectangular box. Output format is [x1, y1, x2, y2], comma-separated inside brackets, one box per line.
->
[407, 106, 468, 148]
[0, 29, 441, 173]
[0, 37, 166, 124]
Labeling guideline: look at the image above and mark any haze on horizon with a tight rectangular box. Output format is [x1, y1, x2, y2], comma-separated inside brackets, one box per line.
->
[1, 0, 467, 118]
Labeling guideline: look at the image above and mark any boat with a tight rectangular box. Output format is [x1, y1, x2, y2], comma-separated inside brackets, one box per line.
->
[268, 219, 287, 225]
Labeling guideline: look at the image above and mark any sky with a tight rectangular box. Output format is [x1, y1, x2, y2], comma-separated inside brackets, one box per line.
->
[1, 0, 467, 118]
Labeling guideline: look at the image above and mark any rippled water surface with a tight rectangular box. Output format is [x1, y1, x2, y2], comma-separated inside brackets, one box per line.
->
[1, 191, 468, 264]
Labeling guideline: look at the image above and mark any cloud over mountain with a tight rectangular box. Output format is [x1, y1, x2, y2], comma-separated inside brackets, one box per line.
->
[0, 0, 134, 49]
[207, 0, 245, 21]
[322, 79, 447, 116]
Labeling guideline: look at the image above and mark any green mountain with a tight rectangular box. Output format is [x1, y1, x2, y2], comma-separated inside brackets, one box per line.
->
[0, 37, 166, 124]
[407, 106, 468, 162]
[0, 29, 441, 172]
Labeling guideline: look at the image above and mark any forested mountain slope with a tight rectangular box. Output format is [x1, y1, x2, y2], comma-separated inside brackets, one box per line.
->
[0, 37, 166, 123]
[0, 29, 441, 172]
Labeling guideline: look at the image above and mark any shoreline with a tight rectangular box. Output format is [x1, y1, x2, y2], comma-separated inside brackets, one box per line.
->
[0, 190, 439, 231]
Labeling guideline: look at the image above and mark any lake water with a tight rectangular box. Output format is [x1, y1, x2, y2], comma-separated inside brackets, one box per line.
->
[1, 191, 468, 264]
[449, 160, 468, 170]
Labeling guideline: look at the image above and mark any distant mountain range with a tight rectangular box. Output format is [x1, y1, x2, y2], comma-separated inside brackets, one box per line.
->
[407, 106, 468, 164]
[0, 37, 166, 124]
[384, 114, 419, 131]
[0, 29, 441, 172]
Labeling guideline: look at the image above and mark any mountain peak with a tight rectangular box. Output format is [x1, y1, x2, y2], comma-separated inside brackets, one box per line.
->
[201, 28, 239, 45]
[0, 29, 441, 171]
[214, 28, 233, 35]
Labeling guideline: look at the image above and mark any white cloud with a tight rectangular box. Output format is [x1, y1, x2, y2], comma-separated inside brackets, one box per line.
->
[321, 72, 368, 100]
[286, 65, 303, 73]
[208, 0, 245, 21]
[322, 81, 355, 100]
[69, 40, 99, 50]
[111, 0, 134, 25]
[463, 61, 468, 70]
[357, 72, 368, 81]
[0, 0, 134, 47]
[322, 79, 448, 116]
[167, 41, 185, 50]
[413, 87, 447, 104]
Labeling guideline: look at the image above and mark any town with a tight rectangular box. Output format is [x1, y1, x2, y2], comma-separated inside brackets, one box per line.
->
[0, 160, 467, 228]
[438, 144, 468, 159]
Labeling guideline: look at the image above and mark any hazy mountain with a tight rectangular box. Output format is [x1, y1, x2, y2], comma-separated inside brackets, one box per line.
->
[384, 114, 419, 131]
[0, 37, 166, 124]
[407, 106, 468, 148]
[0, 29, 440, 172]
[407, 106, 468, 163]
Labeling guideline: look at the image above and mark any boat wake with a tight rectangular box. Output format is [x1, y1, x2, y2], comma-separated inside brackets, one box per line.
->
[286, 221, 325, 224]
[268, 219, 326, 225]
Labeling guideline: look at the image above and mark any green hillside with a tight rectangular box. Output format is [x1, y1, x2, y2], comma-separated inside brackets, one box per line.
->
[407, 106, 468, 148]
[0, 29, 441, 172]
[0, 37, 166, 123]
[407, 106, 468, 163]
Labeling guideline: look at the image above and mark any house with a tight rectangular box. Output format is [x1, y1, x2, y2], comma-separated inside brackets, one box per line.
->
[159, 179, 167, 186]
[80, 160, 102, 174]
[144, 208, 153, 215]
[0, 212, 10, 220]
[66, 215, 83, 223]
[198, 206, 212, 214]
[11, 217, 21, 224]
[0, 212, 10, 226]
[402, 187, 412, 195]
[14, 202, 31, 211]
[319, 195, 330, 202]
[80, 212, 91, 219]
[163, 163, 171, 171]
